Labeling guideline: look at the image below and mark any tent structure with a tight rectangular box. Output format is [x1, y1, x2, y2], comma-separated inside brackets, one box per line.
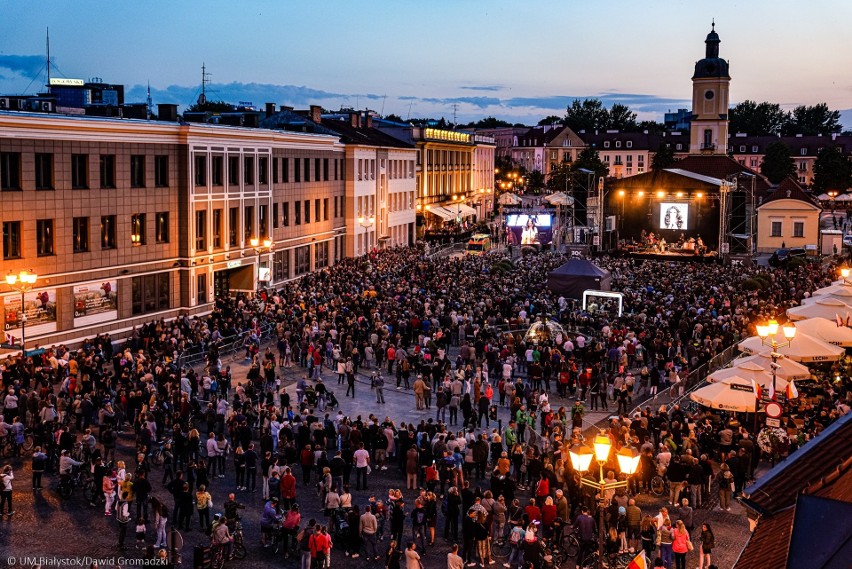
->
[738, 331, 846, 363]
[792, 317, 852, 347]
[734, 352, 812, 381]
[707, 360, 790, 391]
[787, 297, 852, 321]
[802, 286, 852, 304]
[546, 259, 611, 299]
[811, 283, 852, 296]
[690, 376, 758, 412]
[544, 192, 575, 206]
[498, 192, 522, 205]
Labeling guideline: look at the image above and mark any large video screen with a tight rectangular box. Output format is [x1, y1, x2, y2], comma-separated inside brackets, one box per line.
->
[506, 214, 553, 245]
[660, 203, 689, 231]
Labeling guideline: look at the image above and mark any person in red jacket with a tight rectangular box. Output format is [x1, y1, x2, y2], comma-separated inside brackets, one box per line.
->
[280, 466, 297, 510]
[524, 498, 541, 523]
[310, 524, 333, 568]
[541, 496, 557, 537]
[535, 472, 550, 507]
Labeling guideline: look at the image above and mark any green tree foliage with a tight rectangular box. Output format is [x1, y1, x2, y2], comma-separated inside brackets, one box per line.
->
[383, 113, 405, 123]
[571, 147, 609, 179]
[651, 143, 676, 171]
[564, 99, 609, 132]
[538, 115, 564, 126]
[812, 146, 852, 192]
[184, 100, 234, 113]
[607, 103, 638, 131]
[637, 120, 666, 134]
[760, 141, 796, 184]
[729, 100, 787, 135]
[463, 116, 513, 128]
[783, 103, 842, 136]
[546, 161, 573, 193]
[524, 170, 546, 193]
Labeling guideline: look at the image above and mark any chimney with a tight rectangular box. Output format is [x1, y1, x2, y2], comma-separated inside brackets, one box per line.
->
[349, 111, 361, 128]
[157, 103, 178, 122]
[243, 113, 259, 128]
[310, 105, 323, 124]
[364, 111, 373, 129]
[265, 103, 275, 116]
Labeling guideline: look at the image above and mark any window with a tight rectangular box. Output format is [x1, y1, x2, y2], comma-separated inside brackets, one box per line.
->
[739, 145, 746, 153]
[603, 141, 610, 148]
[615, 141, 621, 148]
[36, 219, 54, 256]
[334, 158, 338, 180]
[272, 157, 279, 184]
[793, 221, 805, 238]
[294, 201, 301, 225]
[0, 152, 21, 190]
[323, 198, 329, 221]
[72, 217, 89, 253]
[131, 273, 170, 315]
[304, 158, 310, 182]
[131, 214, 146, 246]
[304, 200, 310, 224]
[626, 141, 633, 148]
[35, 153, 53, 189]
[197, 273, 208, 305]
[282, 158, 290, 183]
[212, 156, 224, 186]
[295, 245, 310, 275]
[273, 203, 279, 229]
[71, 154, 88, 189]
[258, 157, 268, 185]
[315, 241, 329, 269]
[283, 202, 290, 227]
[228, 207, 238, 247]
[799, 162, 807, 172]
[194, 155, 207, 186]
[244, 206, 254, 241]
[195, 210, 207, 250]
[800, 148, 807, 156]
[676, 144, 683, 151]
[155, 155, 169, 187]
[228, 156, 240, 185]
[315, 199, 321, 222]
[315, 158, 321, 181]
[752, 145, 759, 153]
[259, 204, 268, 237]
[244, 156, 254, 185]
[130, 155, 146, 188]
[100, 215, 116, 249]
[273, 250, 289, 282]
[3, 221, 22, 259]
[333, 196, 338, 218]
[323, 158, 329, 181]
[294, 158, 301, 182]
[770, 221, 782, 237]
[212, 209, 222, 248]
[155, 212, 170, 244]
[99, 154, 115, 188]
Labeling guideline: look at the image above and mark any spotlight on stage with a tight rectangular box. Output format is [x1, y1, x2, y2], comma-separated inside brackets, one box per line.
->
[656, 190, 665, 198]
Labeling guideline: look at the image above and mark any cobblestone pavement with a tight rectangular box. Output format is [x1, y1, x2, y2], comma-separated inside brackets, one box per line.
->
[0, 349, 750, 569]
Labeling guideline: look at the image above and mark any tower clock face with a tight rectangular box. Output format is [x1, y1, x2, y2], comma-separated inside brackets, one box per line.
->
[704, 90, 715, 100]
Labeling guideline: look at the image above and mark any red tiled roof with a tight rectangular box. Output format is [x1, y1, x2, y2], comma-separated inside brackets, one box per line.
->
[758, 176, 822, 209]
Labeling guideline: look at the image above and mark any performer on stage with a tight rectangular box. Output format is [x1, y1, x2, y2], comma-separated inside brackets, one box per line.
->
[521, 218, 539, 245]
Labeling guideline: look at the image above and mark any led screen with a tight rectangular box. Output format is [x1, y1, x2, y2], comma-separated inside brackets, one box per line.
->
[659, 203, 689, 231]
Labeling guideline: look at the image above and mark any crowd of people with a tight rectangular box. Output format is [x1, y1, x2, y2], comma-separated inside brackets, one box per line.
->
[0, 242, 848, 569]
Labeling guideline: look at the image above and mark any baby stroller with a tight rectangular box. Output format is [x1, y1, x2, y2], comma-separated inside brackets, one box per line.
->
[325, 390, 339, 410]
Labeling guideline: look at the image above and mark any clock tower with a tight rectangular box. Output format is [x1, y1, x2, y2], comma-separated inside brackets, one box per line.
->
[689, 22, 730, 155]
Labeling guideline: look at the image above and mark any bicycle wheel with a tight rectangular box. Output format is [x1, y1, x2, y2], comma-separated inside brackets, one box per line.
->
[491, 540, 511, 559]
[233, 540, 247, 559]
[211, 548, 225, 569]
[58, 481, 73, 499]
[650, 476, 665, 496]
[562, 534, 580, 559]
[579, 550, 599, 569]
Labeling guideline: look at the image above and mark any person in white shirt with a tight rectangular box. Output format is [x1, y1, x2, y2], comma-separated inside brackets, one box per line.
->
[206, 433, 221, 477]
[353, 443, 370, 490]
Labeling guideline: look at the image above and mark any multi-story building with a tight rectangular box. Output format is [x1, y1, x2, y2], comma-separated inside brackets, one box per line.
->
[0, 107, 345, 350]
[475, 126, 529, 162]
[510, 125, 585, 179]
[577, 130, 662, 178]
[728, 133, 852, 186]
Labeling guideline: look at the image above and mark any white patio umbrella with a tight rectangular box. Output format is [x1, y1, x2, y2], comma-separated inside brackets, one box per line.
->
[734, 352, 813, 381]
[787, 297, 852, 321]
[738, 331, 846, 362]
[834, 193, 852, 202]
[802, 286, 852, 304]
[498, 192, 522, 205]
[706, 360, 789, 391]
[544, 192, 575, 206]
[790, 317, 852, 347]
[812, 283, 852, 296]
[690, 376, 758, 412]
[817, 193, 832, 200]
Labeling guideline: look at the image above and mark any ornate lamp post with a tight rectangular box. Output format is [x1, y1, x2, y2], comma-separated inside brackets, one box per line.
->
[6, 270, 38, 357]
[249, 236, 273, 290]
[569, 433, 640, 569]
[755, 318, 796, 429]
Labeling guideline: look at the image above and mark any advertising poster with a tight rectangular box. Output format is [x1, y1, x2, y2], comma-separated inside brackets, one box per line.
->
[73, 280, 118, 327]
[3, 289, 58, 337]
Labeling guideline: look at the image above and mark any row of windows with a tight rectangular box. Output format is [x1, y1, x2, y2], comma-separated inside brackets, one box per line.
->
[193, 155, 269, 187]
[1, 213, 170, 260]
[603, 155, 644, 164]
[271, 242, 331, 281]
[272, 157, 344, 185]
[0, 152, 169, 191]
[357, 158, 415, 181]
[769, 220, 806, 238]
[602, 140, 634, 149]
[131, 273, 171, 316]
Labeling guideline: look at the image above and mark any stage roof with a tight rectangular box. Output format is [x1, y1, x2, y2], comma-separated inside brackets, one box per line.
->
[663, 168, 726, 186]
[608, 168, 723, 192]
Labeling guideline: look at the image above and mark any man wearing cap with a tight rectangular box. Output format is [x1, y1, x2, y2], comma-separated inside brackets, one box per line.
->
[261, 497, 281, 547]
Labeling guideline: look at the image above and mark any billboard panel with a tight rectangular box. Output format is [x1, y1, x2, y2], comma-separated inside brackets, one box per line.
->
[73, 280, 118, 327]
[3, 289, 58, 337]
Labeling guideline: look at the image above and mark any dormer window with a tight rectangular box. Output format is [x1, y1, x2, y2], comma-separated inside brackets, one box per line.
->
[604, 141, 610, 148]
[800, 148, 807, 155]
[676, 144, 683, 151]
[615, 141, 621, 148]
[626, 141, 632, 148]
[739, 145, 746, 153]
[752, 145, 758, 152]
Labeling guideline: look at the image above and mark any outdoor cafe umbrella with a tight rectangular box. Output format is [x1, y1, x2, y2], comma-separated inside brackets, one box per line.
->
[690, 376, 758, 412]
[498, 192, 522, 205]
[790, 317, 852, 348]
[738, 330, 845, 363]
[707, 360, 789, 391]
[801, 286, 852, 305]
[735, 352, 812, 382]
[544, 192, 575, 206]
[787, 297, 852, 321]
[811, 282, 852, 296]
[834, 193, 852, 202]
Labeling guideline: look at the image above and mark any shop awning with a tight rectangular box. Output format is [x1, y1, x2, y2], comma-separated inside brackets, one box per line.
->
[426, 206, 456, 221]
[456, 204, 478, 217]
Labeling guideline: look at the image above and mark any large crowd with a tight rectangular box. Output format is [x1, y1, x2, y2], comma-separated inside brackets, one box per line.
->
[0, 243, 849, 569]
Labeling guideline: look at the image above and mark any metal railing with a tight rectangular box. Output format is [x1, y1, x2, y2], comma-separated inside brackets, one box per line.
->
[176, 321, 275, 370]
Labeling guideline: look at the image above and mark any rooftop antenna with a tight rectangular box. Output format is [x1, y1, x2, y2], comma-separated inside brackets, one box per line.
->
[198, 62, 211, 105]
[452, 103, 458, 128]
[46, 28, 51, 86]
[380, 94, 386, 116]
[146, 81, 153, 120]
[406, 101, 413, 121]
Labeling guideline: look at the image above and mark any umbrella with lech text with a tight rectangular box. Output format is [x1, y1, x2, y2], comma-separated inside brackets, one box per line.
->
[738, 331, 846, 363]
[787, 297, 852, 322]
[690, 376, 758, 412]
[791, 317, 852, 348]
[706, 360, 790, 391]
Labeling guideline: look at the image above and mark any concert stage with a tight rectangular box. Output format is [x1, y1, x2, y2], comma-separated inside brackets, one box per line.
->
[617, 246, 718, 262]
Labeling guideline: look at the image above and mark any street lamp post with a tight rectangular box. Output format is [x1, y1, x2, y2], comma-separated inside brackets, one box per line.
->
[249, 237, 273, 291]
[755, 318, 796, 431]
[357, 215, 375, 255]
[5, 270, 38, 357]
[569, 433, 640, 569]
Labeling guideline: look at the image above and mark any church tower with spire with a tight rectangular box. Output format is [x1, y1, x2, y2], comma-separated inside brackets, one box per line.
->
[689, 21, 731, 155]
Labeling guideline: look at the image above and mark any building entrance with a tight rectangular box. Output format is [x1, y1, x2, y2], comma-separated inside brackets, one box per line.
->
[213, 265, 254, 297]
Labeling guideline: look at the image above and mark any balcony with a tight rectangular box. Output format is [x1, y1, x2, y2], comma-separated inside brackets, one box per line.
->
[701, 143, 716, 152]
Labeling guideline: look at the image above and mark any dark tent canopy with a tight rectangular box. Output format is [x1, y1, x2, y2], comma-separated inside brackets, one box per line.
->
[547, 259, 611, 299]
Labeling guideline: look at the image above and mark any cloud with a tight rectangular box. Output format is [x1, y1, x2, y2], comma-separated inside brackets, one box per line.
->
[840, 109, 852, 131]
[0, 54, 46, 77]
[459, 85, 503, 92]
[417, 96, 502, 108]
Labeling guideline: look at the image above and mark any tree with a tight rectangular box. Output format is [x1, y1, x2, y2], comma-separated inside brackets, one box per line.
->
[524, 170, 546, 194]
[463, 116, 512, 129]
[546, 161, 573, 193]
[383, 113, 404, 123]
[637, 120, 666, 134]
[538, 115, 563, 126]
[563, 98, 609, 132]
[607, 103, 637, 132]
[651, 143, 676, 171]
[812, 146, 852, 192]
[760, 141, 796, 184]
[783, 103, 842, 136]
[729, 100, 788, 135]
[183, 100, 234, 113]
[571, 147, 609, 179]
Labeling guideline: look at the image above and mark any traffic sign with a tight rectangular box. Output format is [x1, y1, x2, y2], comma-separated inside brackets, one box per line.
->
[765, 401, 783, 418]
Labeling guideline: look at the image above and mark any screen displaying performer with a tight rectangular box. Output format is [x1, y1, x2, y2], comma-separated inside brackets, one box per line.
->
[505, 214, 553, 245]
[659, 203, 689, 230]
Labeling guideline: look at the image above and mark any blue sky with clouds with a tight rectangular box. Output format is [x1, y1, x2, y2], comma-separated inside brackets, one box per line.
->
[1, 0, 851, 127]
